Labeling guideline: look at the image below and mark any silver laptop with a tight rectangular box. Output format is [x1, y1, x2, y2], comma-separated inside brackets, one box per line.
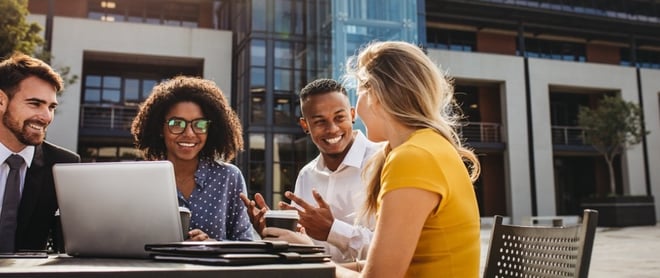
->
[53, 161, 184, 258]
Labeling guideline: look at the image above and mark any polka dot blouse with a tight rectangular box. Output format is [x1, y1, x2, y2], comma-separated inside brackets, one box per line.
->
[177, 158, 254, 241]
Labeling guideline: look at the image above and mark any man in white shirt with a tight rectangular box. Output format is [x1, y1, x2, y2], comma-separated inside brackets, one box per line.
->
[241, 79, 380, 262]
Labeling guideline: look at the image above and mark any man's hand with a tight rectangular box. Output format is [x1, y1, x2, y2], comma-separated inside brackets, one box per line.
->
[239, 193, 269, 235]
[261, 227, 314, 245]
[279, 189, 334, 241]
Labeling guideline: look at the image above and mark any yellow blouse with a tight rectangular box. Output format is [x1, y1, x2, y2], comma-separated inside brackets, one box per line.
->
[378, 128, 480, 278]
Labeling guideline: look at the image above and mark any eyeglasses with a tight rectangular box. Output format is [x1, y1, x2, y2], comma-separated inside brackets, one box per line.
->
[166, 118, 211, 134]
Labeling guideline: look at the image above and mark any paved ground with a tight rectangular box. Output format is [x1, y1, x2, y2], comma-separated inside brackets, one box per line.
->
[479, 223, 660, 277]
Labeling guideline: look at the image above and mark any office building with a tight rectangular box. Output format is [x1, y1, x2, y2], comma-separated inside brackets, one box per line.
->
[26, 0, 660, 222]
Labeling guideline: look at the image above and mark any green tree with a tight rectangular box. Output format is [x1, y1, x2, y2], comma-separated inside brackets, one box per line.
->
[0, 0, 44, 58]
[578, 95, 648, 196]
[0, 0, 78, 91]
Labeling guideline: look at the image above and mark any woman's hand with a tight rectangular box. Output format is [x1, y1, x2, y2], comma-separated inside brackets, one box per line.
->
[261, 227, 314, 245]
[186, 229, 211, 241]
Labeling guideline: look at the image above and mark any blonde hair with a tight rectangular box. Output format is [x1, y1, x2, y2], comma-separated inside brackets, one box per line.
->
[345, 41, 480, 216]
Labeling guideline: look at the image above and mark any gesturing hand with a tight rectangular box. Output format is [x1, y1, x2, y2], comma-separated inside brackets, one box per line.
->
[279, 189, 334, 241]
[239, 192, 269, 235]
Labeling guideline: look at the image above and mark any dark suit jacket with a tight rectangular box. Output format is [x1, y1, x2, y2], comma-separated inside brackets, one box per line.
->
[15, 141, 80, 251]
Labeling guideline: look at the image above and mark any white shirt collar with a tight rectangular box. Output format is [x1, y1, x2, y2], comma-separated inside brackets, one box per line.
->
[0, 143, 35, 167]
[315, 130, 372, 171]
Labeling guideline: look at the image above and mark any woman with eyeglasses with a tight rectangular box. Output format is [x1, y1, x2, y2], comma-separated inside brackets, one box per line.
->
[131, 76, 253, 241]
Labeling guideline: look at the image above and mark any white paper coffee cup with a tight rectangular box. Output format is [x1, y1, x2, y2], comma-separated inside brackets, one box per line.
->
[179, 207, 191, 238]
[264, 210, 299, 231]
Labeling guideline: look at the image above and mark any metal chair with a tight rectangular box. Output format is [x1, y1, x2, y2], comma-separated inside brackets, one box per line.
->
[483, 209, 598, 278]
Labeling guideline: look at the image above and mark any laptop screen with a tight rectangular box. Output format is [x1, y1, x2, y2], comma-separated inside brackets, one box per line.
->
[53, 161, 184, 258]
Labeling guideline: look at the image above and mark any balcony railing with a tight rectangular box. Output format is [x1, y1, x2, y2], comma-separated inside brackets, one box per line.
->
[79, 103, 139, 131]
[479, 0, 659, 24]
[459, 122, 502, 143]
[551, 125, 587, 145]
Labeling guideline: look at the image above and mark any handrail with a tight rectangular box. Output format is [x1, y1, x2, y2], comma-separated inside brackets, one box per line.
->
[77, 106, 588, 147]
[551, 125, 587, 145]
[459, 122, 502, 143]
[79, 103, 139, 130]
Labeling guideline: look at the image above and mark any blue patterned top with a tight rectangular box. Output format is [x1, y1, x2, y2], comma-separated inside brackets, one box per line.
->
[177, 158, 254, 241]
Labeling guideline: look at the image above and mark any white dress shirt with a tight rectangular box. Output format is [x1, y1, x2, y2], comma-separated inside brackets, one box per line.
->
[0, 144, 35, 216]
[292, 130, 381, 263]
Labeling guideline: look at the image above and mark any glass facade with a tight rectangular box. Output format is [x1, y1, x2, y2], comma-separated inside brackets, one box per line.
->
[324, 0, 418, 132]
[228, 0, 418, 204]
[330, 0, 418, 103]
[231, 0, 318, 205]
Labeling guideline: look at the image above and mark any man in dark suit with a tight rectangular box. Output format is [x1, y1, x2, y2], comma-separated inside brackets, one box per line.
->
[0, 53, 80, 253]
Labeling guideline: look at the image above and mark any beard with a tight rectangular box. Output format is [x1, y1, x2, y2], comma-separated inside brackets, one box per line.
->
[2, 110, 47, 146]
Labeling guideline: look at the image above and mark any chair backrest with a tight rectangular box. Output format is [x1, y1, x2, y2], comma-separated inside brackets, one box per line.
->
[483, 209, 598, 278]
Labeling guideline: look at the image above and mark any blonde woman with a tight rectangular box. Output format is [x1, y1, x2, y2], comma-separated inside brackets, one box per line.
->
[336, 41, 481, 278]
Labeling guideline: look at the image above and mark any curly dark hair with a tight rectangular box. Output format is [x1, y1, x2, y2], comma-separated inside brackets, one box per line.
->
[131, 76, 244, 161]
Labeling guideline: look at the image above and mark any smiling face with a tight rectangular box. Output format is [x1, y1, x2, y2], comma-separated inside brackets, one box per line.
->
[163, 101, 208, 163]
[299, 91, 355, 160]
[0, 76, 58, 151]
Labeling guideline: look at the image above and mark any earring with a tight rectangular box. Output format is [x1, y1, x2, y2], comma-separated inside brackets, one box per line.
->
[304, 130, 310, 134]
[352, 120, 355, 124]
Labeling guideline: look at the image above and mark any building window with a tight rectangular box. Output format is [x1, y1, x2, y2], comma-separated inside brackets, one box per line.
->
[489, 0, 660, 24]
[426, 28, 476, 52]
[251, 93, 265, 124]
[550, 92, 595, 145]
[637, 49, 660, 69]
[79, 53, 203, 162]
[80, 74, 159, 131]
[523, 38, 586, 62]
[82, 75, 157, 105]
[81, 146, 142, 162]
[550, 92, 591, 126]
[87, 0, 200, 27]
[274, 95, 299, 125]
[248, 133, 266, 196]
[621, 48, 660, 69]
[272, 133, 306, 204]
[250, 39, 267, 125]
[637, 50, 660, 69]
[455, 85, 481, 123]
[252, 0, 267, 31]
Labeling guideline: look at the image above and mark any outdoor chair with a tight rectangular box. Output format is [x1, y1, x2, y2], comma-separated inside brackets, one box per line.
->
[483, 209, 598, 278]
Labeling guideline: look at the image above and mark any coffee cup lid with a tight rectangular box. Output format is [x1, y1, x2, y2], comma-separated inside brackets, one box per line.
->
[265, 210, 299, 219]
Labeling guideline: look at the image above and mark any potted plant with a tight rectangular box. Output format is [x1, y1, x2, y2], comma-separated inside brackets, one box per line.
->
[578, 95, 654, 227]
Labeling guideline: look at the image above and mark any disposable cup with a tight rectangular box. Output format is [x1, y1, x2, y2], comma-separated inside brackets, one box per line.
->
[179, 207, 191, 238]
[264, 210, 299, 231]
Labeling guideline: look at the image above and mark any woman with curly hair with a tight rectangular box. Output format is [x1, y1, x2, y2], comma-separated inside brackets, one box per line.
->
[131, 76, 253, 241]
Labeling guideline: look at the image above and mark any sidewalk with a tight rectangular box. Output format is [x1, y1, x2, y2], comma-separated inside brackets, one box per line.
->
[480, 223, 660, 277]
